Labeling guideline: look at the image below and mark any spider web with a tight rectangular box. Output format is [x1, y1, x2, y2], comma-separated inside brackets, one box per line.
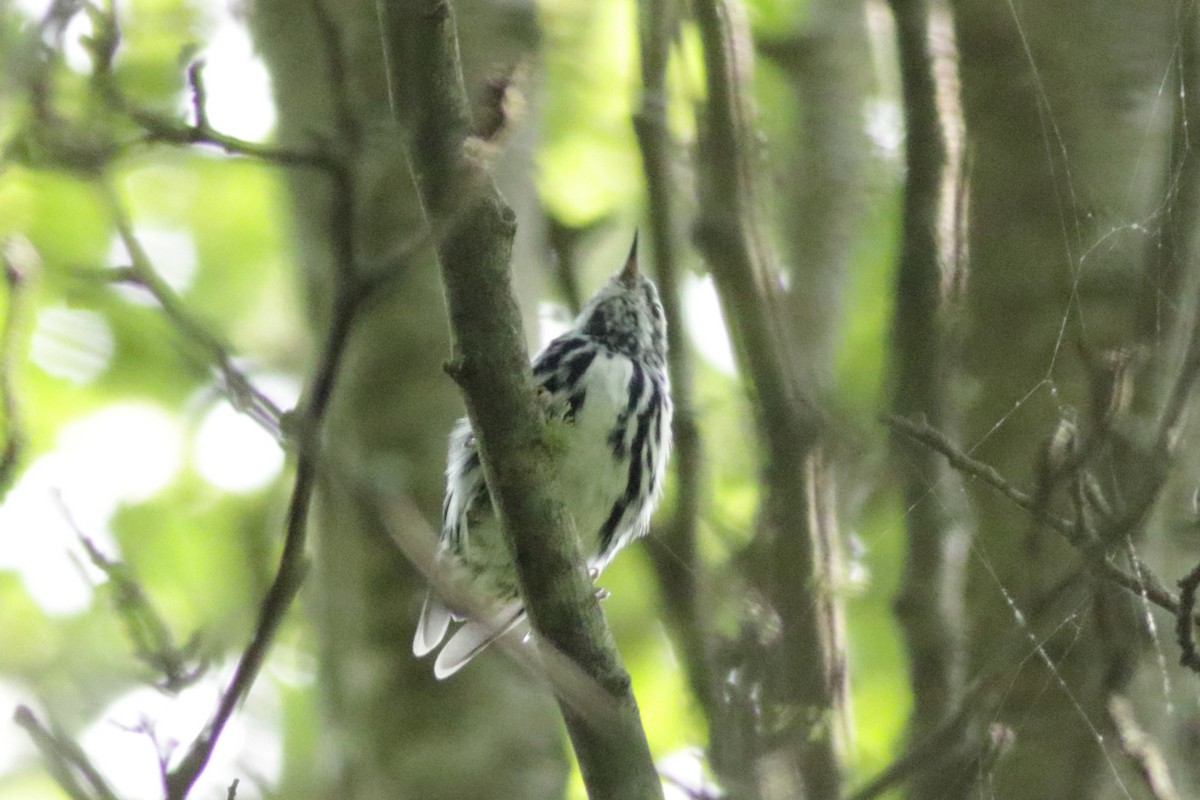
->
[888, 1, 1200, 797]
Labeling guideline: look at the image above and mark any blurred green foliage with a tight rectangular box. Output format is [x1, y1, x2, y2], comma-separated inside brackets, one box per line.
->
[0, 0, 910, 797]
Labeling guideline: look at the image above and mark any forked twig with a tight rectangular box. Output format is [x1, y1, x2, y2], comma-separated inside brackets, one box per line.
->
[885, 414, 1185, 619]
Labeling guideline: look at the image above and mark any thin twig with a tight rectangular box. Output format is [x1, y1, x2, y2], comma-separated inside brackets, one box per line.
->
[14, 706, 119, 800]
[0, 237, 38, 499]
[162, 172, 360, 800]
[162, 3, 366, 795]
[633, 0, 714, 734]
[16, 4, 371, 800]
[884, 414, 1185, 618]
[113, 91, 333, 170]
[87, 4, 332, 170]
[55, 491, 206, 691]
[98, 181, 285, 441]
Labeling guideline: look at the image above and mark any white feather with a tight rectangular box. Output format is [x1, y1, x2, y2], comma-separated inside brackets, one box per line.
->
[412, 592, 452, 657]
[433, 603, 526, 679]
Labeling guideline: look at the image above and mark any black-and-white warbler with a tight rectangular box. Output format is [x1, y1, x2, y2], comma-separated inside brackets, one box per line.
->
[414, 238, 673, 678]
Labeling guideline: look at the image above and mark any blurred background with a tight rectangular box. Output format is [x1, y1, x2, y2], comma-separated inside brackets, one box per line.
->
[2, 0, 1197, 799]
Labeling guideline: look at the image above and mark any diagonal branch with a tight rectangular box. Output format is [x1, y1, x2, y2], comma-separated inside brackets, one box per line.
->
[56, 492, 206, 692]
[14, 706, 118, 800]
[884, 414, 1184, 618]
[376, 1, 664, 798]
[98, 182, 285, 441]
[164, 263, 356, 800]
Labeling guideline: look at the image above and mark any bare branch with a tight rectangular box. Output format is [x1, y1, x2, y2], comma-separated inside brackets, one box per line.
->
[378, 0, 664, 797]
[70, 3, 335, 170]
[633, 0, 715, 738]
[161, 169, 360, 800]
[14, 706, 118, 800]
[887, 2, 972, 786]
[163, 4, 367, 795]
[98, 181, 285, 442]
[55, 492, 206, 692]
[884, 414, 1185, 618]
[109, 85, 333, 170]
[692, 0, 841, 794]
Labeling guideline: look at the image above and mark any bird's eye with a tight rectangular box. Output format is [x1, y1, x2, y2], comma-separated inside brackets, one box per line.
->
[651, 302, 663, 319]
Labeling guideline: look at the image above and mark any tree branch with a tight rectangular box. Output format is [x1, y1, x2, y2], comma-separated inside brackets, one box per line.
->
[14, 706, 118, 800]
[692, 0, 841, 795]
[107, 82, 335, 171]
[884, 414, 1187, 619]
[377, 1, 663, 798]
[98, 182, 285, 441]
[55, 492, 206, 692]
[886, 0, 972, 790]
[14, 4, 436, 799]
[633, 0, 715, 741]
[162, 4, 364, 795]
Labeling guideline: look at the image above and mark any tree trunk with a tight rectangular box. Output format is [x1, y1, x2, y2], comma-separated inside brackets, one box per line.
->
[953, 0, 1176, 796]
[251, 2, 566, 798]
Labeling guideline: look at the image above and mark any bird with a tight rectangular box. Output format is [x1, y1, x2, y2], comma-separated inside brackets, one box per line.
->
[413, 236, 673, 679]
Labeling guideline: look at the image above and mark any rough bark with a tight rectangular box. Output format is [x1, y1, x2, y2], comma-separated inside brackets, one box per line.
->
[952, 0, 1177, 796]
[250, 2, 566, 799]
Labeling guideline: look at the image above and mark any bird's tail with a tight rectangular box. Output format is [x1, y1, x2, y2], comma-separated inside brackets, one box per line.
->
[412, 591, 453, 658]
[433, 602, 526, 680]
[413, 591, 527, 680]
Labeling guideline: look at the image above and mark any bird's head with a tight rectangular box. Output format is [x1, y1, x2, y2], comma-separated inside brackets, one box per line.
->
[575, 236, 667, 366]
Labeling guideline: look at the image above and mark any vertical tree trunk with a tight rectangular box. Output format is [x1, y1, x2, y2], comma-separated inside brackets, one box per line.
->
[888, 2, 973, 797]
[761, 0, 871, 390]
[952, 0, 1176, 796]
[251, 2, 567, 798]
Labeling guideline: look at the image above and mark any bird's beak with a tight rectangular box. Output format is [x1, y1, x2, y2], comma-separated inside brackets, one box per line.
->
[619, 233, 639, 286]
